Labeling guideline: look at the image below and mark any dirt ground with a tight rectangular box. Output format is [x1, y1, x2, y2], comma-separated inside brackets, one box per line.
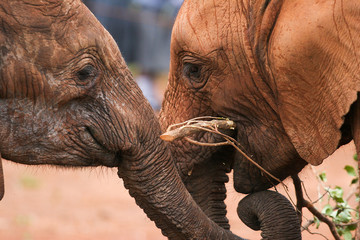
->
[0, 142, 357, 240]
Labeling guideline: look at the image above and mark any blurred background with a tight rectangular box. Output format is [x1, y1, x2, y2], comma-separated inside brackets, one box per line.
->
[1, 143, 357, 240]
[83, 0, 184, 112]
[0, 1, 358, 240]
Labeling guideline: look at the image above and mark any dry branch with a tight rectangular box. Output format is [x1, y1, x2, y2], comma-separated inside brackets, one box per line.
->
[292, 175, 341, 240]
[160, 117, 300, 209]
[160, 118, 284, 184]
[160, 119, 236, 142]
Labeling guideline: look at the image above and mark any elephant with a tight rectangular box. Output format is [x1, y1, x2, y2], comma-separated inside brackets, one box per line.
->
[0, 0, 244, 239]
[160, 0, 360, 232]
[0, 0, 303, 239]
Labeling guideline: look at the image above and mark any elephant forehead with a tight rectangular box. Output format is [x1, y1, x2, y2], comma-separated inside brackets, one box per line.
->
[2, 0, 120, 69]
[173, 0, 239, 53]
[8, 0, 78, 30]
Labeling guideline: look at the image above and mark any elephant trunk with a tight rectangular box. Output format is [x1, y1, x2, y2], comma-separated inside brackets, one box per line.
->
[117, 131, 243, 240]
[183, 149, 234, 230]
[237, 190, 301, 240]
[86, 67, 240, 239]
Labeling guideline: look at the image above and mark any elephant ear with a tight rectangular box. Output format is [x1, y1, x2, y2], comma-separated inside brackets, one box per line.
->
[267, 0, 360, 165]
[276, 72, 358, 166]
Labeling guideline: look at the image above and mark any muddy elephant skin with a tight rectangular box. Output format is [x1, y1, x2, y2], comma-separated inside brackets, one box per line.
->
[160, 0, 360, 228]
[0, 1, 249, 239]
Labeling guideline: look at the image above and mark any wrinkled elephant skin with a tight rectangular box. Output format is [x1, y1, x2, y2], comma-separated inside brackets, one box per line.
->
[0, 1, 248, 239]
[238, 191, 301, 240]
[160, 0, 360, 227]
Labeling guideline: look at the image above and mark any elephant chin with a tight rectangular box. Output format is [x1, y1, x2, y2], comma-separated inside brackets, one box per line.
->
[233, 154, 275, 194]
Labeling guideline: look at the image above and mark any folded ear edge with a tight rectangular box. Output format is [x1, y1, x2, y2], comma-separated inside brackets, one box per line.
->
[284, 91, 359, 167]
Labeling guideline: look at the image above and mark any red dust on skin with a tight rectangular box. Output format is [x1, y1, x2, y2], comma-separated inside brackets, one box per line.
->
[160, 0, 360, 194]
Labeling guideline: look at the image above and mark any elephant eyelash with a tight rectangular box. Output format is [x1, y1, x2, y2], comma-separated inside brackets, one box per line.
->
[72, 55, 102, 87]
[183, 62, 202, 80]
[182, 62, 209, 90]
[180, 53, 212, 90]
[76, 64, 98, 85]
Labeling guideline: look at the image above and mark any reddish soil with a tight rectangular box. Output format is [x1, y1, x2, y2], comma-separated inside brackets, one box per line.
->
[0, 142, 357, 240]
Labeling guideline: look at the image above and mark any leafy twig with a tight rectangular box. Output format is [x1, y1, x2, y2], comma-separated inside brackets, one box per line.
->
[292, 175, 341, 240]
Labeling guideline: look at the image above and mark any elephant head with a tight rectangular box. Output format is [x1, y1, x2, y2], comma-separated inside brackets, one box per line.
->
[0, 1, 249, 239]
[160, 0, 360, 227]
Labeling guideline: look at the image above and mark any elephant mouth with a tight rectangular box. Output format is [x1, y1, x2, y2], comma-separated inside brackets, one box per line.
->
[85, 126, 120, 167]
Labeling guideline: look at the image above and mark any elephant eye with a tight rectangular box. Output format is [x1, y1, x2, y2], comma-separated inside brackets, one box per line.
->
[76, 65, 98, 84]
[184, 63, 201, 79]
[183, 62, 207, 89]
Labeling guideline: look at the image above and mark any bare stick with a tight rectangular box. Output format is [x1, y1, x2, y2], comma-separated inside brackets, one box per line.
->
[302, 219, 315, 231]
[163, 121, 283, 185]
[160, 119, 236, 142]
[303, 199, 341, 240]
[304, 228, 329, 240]
[184, 137, 230, 147]
[161, 118, 299, 207]
[292, 175, 304, 223]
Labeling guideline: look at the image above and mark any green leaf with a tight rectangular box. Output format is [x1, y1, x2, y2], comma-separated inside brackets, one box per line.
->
[354, 154, 358, 161]
[345, 165, 357, 177]
[351, 178, 359, 185]
[319, 172, 327, 182]
[313, 216, 320, 229]
[330, 209, 339, 219]
[329, 187, 344, 203]
[337, 209, 352, 223]
[342, 229, 353, 240]
[346, 223, 357, 231]
[322, 204, 333, 216]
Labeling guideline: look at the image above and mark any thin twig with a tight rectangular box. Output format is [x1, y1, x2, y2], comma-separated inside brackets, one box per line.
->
[292, 175, 341, 240]
[177, 124, 283, 185]
[303, 199, 341, 240]
[336, 220, 360, 227]
[292, 175, 304, 223]
[304, 228, 330, 240]
[311, 165, 327, 206]
[184, 137, 230, 147]
[301, 219, 315, 231]
[161, 118, 298, 207]
[301, 180, 313, 203]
